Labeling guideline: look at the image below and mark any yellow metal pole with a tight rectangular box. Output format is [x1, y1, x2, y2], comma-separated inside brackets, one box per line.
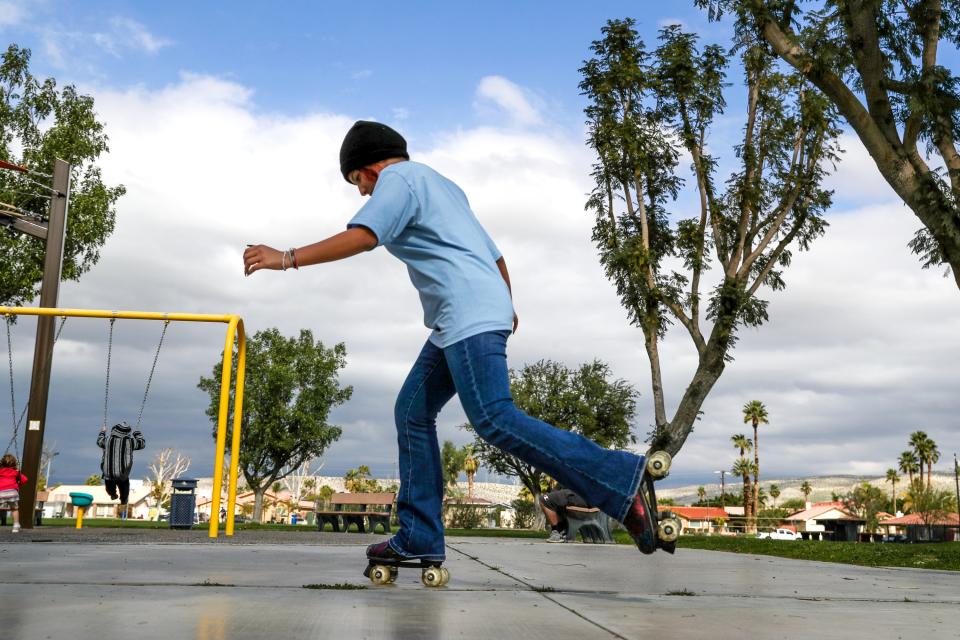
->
[0, 306, 234, 324]
[75, 506, 84, 529]
[208, 318, 238, 538]
[225, 321, 246, 536]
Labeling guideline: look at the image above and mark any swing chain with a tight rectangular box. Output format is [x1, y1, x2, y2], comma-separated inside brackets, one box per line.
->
[3, 314, 67, 457]
[4, 315, 16, 455]
[102, 318, 115, 431]
[136, 320, 169, 430]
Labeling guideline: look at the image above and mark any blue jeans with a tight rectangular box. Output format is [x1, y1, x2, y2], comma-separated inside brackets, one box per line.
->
[389, 330, 644, 559]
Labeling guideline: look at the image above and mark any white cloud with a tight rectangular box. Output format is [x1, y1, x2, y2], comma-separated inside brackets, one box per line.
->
[351, 69, 372, 80]
[108, 16, 173, 54]
[0, 1, 27, 28]
[11, 73, 959, 487]
[474, 75, 542, 127]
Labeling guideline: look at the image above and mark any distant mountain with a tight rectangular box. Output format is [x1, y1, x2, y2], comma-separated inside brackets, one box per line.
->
[658, 472, 958, 506]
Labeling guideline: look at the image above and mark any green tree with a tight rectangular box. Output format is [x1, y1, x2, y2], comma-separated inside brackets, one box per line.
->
[885, 469, 900, 513]
[899, 450, 920, 486]
[909, 430, 941, 488]
[84, 474, 101, 486]
[581, 20, 839, 457]
[440, 441, 468, 492]
[466, 358, 638, 516]
[800, 480, 813, 503]
[743, 400, 769, 531]
[463, 447, 478, 500]
[732, 457, 756, 524]
[697, 485, 707, 504]
[197, 328, 351, 522]
[769, 483, 781, 508]
[703, 1, 960, 289]
[731, 434, 753, 521]
[0, 45, 125, 307]
[843, 481, 887, 534]
[344, 465, 380, 493]
[903, 478, 957, 538]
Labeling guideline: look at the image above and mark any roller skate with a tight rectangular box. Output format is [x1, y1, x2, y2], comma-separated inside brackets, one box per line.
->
[363, 540, 450, 587]
[622, 450, 681, 555]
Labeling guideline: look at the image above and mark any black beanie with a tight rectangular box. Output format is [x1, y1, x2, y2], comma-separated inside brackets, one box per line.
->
[339, 120, 409, 183]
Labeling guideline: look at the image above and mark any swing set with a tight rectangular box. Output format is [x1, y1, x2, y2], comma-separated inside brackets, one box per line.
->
[1, 307, 247, 537]
[3, 157, 249, 538]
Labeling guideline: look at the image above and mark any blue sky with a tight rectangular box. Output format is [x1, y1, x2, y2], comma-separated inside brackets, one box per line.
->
[2, 1, 958, 490]
[12, 2, 729, 135]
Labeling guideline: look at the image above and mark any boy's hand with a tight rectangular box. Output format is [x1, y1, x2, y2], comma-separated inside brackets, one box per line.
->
[513, 313, 519, 334]
[244, 244, 283, 276]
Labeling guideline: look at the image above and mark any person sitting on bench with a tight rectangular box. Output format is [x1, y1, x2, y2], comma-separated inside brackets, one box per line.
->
[540, 485, 589, 543]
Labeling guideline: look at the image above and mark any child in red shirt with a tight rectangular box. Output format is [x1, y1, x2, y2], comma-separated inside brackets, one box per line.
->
[0, 453, 28, 532]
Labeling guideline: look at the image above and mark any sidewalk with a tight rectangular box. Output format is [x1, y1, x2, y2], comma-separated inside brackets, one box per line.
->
[1, 529, 958, 639]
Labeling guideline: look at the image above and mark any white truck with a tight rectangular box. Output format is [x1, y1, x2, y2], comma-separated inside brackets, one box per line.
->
[756, 528, 801, 541]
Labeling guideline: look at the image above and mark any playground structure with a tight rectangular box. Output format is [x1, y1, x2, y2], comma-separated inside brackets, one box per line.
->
[2, 306, 248, 538]
[3, 157, 248, 538]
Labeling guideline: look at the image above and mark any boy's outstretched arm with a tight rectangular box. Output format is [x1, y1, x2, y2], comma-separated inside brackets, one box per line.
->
[496, 256, 519, 334]
[244, 227, 378, 276]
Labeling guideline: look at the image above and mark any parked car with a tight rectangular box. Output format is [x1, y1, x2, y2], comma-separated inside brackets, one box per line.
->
[757, 528, 801, 541]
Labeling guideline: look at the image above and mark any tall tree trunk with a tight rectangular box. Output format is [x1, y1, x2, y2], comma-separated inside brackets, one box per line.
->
[752, 421, 760, 534]
[253, 489, 265, 523]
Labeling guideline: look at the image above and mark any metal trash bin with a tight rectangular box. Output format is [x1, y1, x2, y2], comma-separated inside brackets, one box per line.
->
[170, 478, 198, 530]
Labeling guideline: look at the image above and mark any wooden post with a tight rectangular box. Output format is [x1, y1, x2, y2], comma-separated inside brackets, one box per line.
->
[19, 159, 71, 529]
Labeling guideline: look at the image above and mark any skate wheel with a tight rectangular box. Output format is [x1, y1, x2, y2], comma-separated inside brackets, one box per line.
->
[646, 451, 672, 479]
[658, 517, 680, 543]
[421, 566, 444, 587]
[369, 564, 393, 585]
[439, 567, 450, 586]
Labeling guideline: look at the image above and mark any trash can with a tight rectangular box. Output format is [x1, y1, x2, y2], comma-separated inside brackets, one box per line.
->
[170, 478, 198, 530]
[290, 513, 298, 525]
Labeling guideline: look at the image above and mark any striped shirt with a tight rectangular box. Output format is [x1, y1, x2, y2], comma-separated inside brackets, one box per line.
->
[97, 422, 146, 480]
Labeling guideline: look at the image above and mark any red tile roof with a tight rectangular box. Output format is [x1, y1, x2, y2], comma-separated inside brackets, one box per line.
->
[880, 512, 960, 526]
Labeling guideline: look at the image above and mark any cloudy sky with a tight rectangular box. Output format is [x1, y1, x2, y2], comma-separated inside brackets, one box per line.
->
[2, 1, 958, 488]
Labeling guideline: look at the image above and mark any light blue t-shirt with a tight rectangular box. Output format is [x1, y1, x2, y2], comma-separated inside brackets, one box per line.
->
[347, 161, 514, 347]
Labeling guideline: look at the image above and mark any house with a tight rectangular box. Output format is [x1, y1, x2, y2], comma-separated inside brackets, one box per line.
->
[443, 495, 509, 528]
[879, 512, 960, 542]
[659, 506, 728, 535]
[44, 483, 152, 520]
[198, 489, 315, 524]
[782, 501, 864, 541]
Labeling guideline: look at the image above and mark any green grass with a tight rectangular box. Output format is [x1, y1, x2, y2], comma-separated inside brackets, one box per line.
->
[677, 535, 960, 571]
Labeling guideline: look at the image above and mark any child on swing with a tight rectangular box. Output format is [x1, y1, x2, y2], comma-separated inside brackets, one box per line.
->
[97, 422, 145, 518]
[0, 453, 27, 532]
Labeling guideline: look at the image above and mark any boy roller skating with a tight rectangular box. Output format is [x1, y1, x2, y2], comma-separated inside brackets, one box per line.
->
[243, 121, 679, 585]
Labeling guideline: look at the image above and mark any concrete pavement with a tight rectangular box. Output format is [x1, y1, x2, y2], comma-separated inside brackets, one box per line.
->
[1, 529, 957, 639]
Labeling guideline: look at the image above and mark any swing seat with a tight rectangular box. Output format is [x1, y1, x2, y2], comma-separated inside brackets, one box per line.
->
[69, 492, 93, 507]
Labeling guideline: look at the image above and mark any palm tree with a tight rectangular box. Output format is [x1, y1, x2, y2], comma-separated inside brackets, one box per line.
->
[732, 458, 755, 530]
[800, 480, 812, 504]
[769, 484, 780, 508]
[899, 451, 920, 487]
[742, 400, 769, 532]
[731, 434, 753, 521]
[909, 431, 935, 488]
[463, 447, 478, 500]
[922, 440, 941, 489]
[885, 469, 900, 513]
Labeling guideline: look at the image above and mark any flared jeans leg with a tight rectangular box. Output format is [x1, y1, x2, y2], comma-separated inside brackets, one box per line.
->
[389, 338, 456, 559]
[443, 331, 644, 522]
